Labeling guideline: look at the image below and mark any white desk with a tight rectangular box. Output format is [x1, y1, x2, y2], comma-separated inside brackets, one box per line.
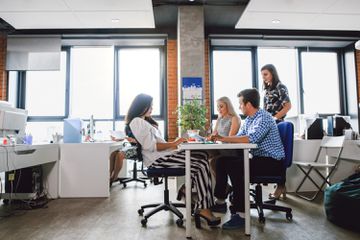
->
[179, 143, 257, 238]
[59, 141, 124, 198]
[287, 139, 360, 192]
[0, 144, 60, 198]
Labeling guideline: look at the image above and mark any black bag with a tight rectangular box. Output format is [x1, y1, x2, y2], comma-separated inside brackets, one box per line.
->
[324, 172, 360, 231]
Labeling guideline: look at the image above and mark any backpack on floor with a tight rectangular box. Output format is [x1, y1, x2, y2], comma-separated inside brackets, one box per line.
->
[324, 172, 360, 231]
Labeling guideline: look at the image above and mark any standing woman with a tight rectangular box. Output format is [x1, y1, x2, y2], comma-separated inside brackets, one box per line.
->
[127, 93, 220, 228]
[261, 64, 291, 199]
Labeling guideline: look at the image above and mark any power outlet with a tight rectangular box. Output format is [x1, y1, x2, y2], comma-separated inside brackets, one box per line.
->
[8, 173, 15, 181]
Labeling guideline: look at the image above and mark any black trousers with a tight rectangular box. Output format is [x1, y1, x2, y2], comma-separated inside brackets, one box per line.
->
[214, 153, 284, 212]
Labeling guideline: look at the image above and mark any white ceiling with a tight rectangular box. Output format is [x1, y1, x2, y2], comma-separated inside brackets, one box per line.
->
[0, 0, 155, 29]
[236, 0, 360, 31]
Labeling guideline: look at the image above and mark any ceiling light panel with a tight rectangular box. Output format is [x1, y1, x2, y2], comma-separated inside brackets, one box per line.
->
[0, 0, 155, 29]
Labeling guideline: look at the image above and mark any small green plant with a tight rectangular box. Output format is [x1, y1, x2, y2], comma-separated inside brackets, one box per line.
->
[177, 100, 207, 132]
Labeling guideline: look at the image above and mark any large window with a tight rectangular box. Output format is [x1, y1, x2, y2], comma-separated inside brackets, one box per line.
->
[70, 47, 114, 119]
[117, 48, 162, 116]
[211, 49, 253, 117]
[211, 47, 347, 121]
[9, 44, 166, 143]
[301, 51, 340, 114]
[257, 48, 299, 117]
[25, 51, 67, 117]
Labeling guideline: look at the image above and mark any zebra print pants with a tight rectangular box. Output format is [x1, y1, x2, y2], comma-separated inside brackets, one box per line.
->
[150, 150, 214, 210]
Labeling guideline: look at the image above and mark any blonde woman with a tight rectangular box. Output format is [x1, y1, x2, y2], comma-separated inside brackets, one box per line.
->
[204, 97, 241, 213]
[212, 96, 241, 137]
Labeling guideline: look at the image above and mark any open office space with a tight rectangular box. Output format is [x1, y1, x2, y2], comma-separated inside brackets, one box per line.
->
[0, 1, 360, 239]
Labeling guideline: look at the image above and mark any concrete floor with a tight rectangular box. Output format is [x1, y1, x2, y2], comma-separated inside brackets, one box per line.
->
[0, 180, 359, 240]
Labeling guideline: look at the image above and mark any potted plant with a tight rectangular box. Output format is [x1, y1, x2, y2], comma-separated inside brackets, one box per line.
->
[176, 100, 207, 137]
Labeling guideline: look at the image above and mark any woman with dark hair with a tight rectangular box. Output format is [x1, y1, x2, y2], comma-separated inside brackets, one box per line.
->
[261, 64, 291, 199]
[127, 93, 220, 228]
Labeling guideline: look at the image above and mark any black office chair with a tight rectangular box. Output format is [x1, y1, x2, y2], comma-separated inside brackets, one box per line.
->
[250, 121, 294, 223]
[138, 167, 186, 227]
[116, 125, 148, 188]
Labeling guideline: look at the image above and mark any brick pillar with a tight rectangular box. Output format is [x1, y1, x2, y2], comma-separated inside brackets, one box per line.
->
[356, 50, 360, 103]
[0, 34, 7, 101]
[204, 39, 211, 130]
[167, 40, 178, 141]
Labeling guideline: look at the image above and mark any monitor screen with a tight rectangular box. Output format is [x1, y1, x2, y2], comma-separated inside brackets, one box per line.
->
[328, 115, 351, 136]
[63, 118, 83, 143]
[306, 118, 324, 139]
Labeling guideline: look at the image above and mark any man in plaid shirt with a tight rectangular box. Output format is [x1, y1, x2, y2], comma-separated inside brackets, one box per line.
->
[211, 88, 285, 229]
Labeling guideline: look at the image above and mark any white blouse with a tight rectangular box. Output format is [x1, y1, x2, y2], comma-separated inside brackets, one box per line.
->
[129, 117, 175, 167]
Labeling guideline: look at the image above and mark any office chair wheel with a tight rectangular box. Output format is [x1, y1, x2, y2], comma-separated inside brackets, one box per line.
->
[141, 218, 147, 227]
[122, 183, 127, 188]
[138, 208, 144, 216]
[258, 213, 265, 223]
[286, 212, 293, 221]
[3, 199, 9, 205]
[176, 218, 184, 227]
[144, 183, 147, 188]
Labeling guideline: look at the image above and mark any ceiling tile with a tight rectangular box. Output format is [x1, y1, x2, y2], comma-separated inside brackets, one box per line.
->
[0, 12, 81, 29]
[246, 0, 338, 13]
[75, 11, 155, 28]
[63, 0, 151, 11]
[0, 0, 69, 11]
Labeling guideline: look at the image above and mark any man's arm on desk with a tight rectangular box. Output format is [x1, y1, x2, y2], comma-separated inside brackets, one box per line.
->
[211, 134, 250, 143]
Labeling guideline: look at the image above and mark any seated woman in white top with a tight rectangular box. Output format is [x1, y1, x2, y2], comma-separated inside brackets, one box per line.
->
[128, 93, 220, 228]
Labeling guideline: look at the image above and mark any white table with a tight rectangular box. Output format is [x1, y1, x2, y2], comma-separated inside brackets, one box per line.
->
[59, 141, 124, 198]
[179, 142, 257, 238]
[0, 144, 60, 198]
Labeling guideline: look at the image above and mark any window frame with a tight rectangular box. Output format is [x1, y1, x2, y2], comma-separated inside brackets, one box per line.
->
[114, 45, 167, 135]
[298, 47, 345, 117]
[210, 46, 257, 121]
[9, 43, 168, 138]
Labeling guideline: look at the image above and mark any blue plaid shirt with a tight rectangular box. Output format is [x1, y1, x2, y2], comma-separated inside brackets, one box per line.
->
[238, 109, 285, 160]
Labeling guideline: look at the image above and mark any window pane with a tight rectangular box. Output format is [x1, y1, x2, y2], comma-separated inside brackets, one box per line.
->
[8, 71, 18, 107]
[26, 121, 63, 143]
[212, 50, 252, 115]
[118, 48, 161, 116]
[25, 52, 67, 116]
[70, 47, 114, 119]
[301, 52, 340, 114]
[257, 48, 299, 117]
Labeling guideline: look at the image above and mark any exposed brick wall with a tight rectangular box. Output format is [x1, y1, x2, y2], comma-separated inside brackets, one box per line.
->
[356, 50, 360, 103]
[204, 39, 211, 130]
[0, 34, 7, 101]
[167, 40, 178, 141]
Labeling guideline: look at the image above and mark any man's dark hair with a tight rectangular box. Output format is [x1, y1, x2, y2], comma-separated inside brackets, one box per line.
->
[237, 88, 260, 108]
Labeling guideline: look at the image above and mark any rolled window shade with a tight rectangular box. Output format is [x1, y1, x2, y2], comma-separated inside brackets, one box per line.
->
[6, 36, 61, 71]
[355, 40, 360, 50]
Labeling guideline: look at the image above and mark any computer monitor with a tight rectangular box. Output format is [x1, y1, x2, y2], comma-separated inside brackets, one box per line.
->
[306, 118, 324, 139]
[327, 115, 351, 136]
[63, 118, 83, 143]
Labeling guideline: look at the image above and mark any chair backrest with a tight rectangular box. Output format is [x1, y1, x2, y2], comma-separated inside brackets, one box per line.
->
[125, 124, 143, 162]
[277, 121, 294, 169]
[316, 136, 345, 165]
[320, 136, 345, 148]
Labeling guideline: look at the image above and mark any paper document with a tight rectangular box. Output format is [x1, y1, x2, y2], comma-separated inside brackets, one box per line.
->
[109, 130, 126, 140]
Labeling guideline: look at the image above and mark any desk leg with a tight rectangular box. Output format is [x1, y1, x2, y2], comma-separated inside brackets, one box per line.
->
[185, 150, 192, 239]
[244, 149, 250, 236]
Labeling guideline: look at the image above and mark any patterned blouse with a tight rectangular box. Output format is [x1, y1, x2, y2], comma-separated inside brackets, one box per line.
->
[216, 116, 232, 136]
[264, 82, 290, 120]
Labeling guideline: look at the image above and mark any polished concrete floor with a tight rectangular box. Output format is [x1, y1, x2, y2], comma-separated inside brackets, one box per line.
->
[0, 180, 359, 240]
